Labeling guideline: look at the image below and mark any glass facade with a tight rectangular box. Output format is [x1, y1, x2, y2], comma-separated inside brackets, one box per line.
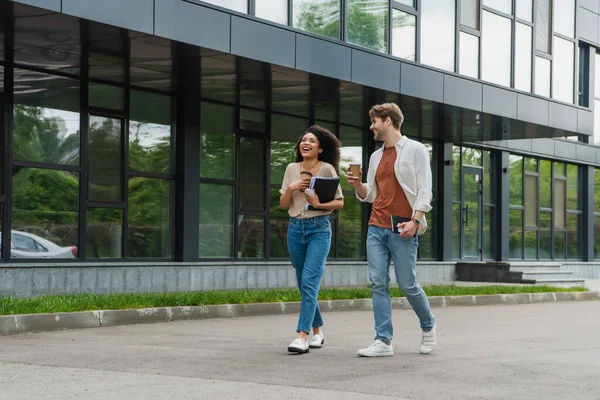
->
[0, 1, 594, 269]
[509, 156, 581, 260]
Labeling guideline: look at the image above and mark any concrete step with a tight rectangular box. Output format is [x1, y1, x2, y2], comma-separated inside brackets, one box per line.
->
[521, 271, 574, 280]
[533, 278, 586, 287]
[509, 262, 562, 272]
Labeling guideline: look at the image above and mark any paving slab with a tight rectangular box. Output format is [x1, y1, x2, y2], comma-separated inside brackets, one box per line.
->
[0, 301, 599, 399]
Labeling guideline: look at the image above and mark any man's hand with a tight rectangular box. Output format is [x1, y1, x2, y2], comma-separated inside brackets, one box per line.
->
[398, 221, 418, 238]
[347, 170, 363, 189]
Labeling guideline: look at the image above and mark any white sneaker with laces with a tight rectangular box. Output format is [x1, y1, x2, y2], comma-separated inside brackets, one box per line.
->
[420, 324, 436, 354]
[309, 331, 324, 348]
[357, 339, 394, 357]
[288, 338, 309, 354]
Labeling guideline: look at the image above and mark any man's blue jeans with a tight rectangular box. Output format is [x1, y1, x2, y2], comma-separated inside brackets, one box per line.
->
[287, 215, 331, 334]
[367, 225, 435, 344]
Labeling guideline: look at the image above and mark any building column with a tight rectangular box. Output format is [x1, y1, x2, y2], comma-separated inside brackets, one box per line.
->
[497, 151, 510, 261]
[582, 166, 594, 261]
[174, 43, 201, 262]
[438, 141, 454, 261]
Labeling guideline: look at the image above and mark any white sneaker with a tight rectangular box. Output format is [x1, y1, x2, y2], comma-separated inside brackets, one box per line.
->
[309, 331, 324, 348]
[420, 324, 436, 354]
[357, 339, 394, 357]
[288, 338, 309, 354]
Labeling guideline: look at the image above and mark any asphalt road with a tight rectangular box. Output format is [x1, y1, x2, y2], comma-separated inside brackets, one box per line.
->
[1, 301, 599, 400]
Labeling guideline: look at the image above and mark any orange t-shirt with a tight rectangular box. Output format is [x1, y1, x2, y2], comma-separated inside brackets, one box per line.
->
[368, 146, 413, 229]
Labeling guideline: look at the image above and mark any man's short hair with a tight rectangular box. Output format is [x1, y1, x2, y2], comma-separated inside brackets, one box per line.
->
[369, 103, 404, 130]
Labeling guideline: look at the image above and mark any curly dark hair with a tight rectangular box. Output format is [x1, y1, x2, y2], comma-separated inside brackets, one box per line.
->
[294, 125, 341, 172]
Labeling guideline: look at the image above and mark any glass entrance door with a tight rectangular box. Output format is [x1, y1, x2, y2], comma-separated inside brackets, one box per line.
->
[461, 166, 483, 260]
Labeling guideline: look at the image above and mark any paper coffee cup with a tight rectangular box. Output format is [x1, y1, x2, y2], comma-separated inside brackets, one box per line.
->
[348, 163, 361, 176]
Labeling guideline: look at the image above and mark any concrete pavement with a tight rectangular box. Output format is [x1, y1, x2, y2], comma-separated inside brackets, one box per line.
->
[0, 301, 599, 400]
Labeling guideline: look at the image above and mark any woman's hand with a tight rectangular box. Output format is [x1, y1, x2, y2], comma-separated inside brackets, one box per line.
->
[289, 178, 310, 192]
[304, 191, 321, 208]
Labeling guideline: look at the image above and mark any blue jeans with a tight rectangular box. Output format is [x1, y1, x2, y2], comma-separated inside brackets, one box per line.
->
[367, 225, 435, 343]
[287, 215, 331, 334]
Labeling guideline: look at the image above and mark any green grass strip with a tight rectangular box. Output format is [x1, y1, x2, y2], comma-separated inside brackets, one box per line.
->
[0, 284, 586, 316]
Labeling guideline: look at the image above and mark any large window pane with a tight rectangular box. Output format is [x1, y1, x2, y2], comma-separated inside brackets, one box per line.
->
[459, 32, 479, 79]
[240, 59, 266, 110]
[89, 83, 124, 111]
[552, 37, 574, 103]
[595, 169, 600, 213]
[392, 9, 416, 61]
[509, 155, 523, 206]
[239, 137, 265, 211]
[129, 90, 172, 174]
[340, 82, 364, 127]
[524, 174, 538, 228]
[89, 116, 122, 202]
[483, 0, 511, 14]
[347, 0, 388, 52]
[516, 0, 532, 22]
[515, 23, 532, 92]
[452, 203, 461, 259]
[540, 160, 552, 208]
[271, 66, 309, 117]
[483, 206, 494, 259]
[338, 196, 362, 258]
[200, 102, 235, 180]
[313, 75, 338, 122]
[554, 179, 567, 229]
[524, 230, 537, 259]
[127, 178, 172, 258]
[540, 211, 552, 259]
[566, 164, 579, 210]
[201, 53, 236, 104]
[202, 0, 247, 13]
[535, 0, 551, 53]
[293, 0, 341, 39]
[566, 213, 580, 259]
[453, 146, 461, 202]
[482, 11, 511, 86]
[509, 209, 523, 259]
[596, 53, 600, 98]
[554, 0, 574, 38]
[130, 36, 173, 93]
[13, 70, 80, 166]
[269, 188, 290, 258]
[271, 114, 308, 185]
[86, 208, 123, 258]
[255, 0, 288, 24]
[595, 216, 600, 260]
[340, 126, 363, 192]
[238, 216, 265, 258]
[554, 231, 566, 259]
[12, 168, 79, 259]
[534, 57, 551, 97]
[460, 0, 479, 29]
[199, 183, 234, 258]
[421, 0, 455, 72]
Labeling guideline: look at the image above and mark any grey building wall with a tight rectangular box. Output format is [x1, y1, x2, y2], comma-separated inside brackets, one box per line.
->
[0, 262, 457, 297]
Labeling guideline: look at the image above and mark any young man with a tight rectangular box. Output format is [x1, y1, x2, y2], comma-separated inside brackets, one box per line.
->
[348, 103, 436, 357]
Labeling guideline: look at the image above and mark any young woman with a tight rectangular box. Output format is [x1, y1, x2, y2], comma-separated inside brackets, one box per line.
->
[279, 125, 344, 354]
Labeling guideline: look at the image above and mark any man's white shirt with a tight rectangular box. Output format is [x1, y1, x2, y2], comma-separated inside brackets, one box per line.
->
[356, 135, 433, 235]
